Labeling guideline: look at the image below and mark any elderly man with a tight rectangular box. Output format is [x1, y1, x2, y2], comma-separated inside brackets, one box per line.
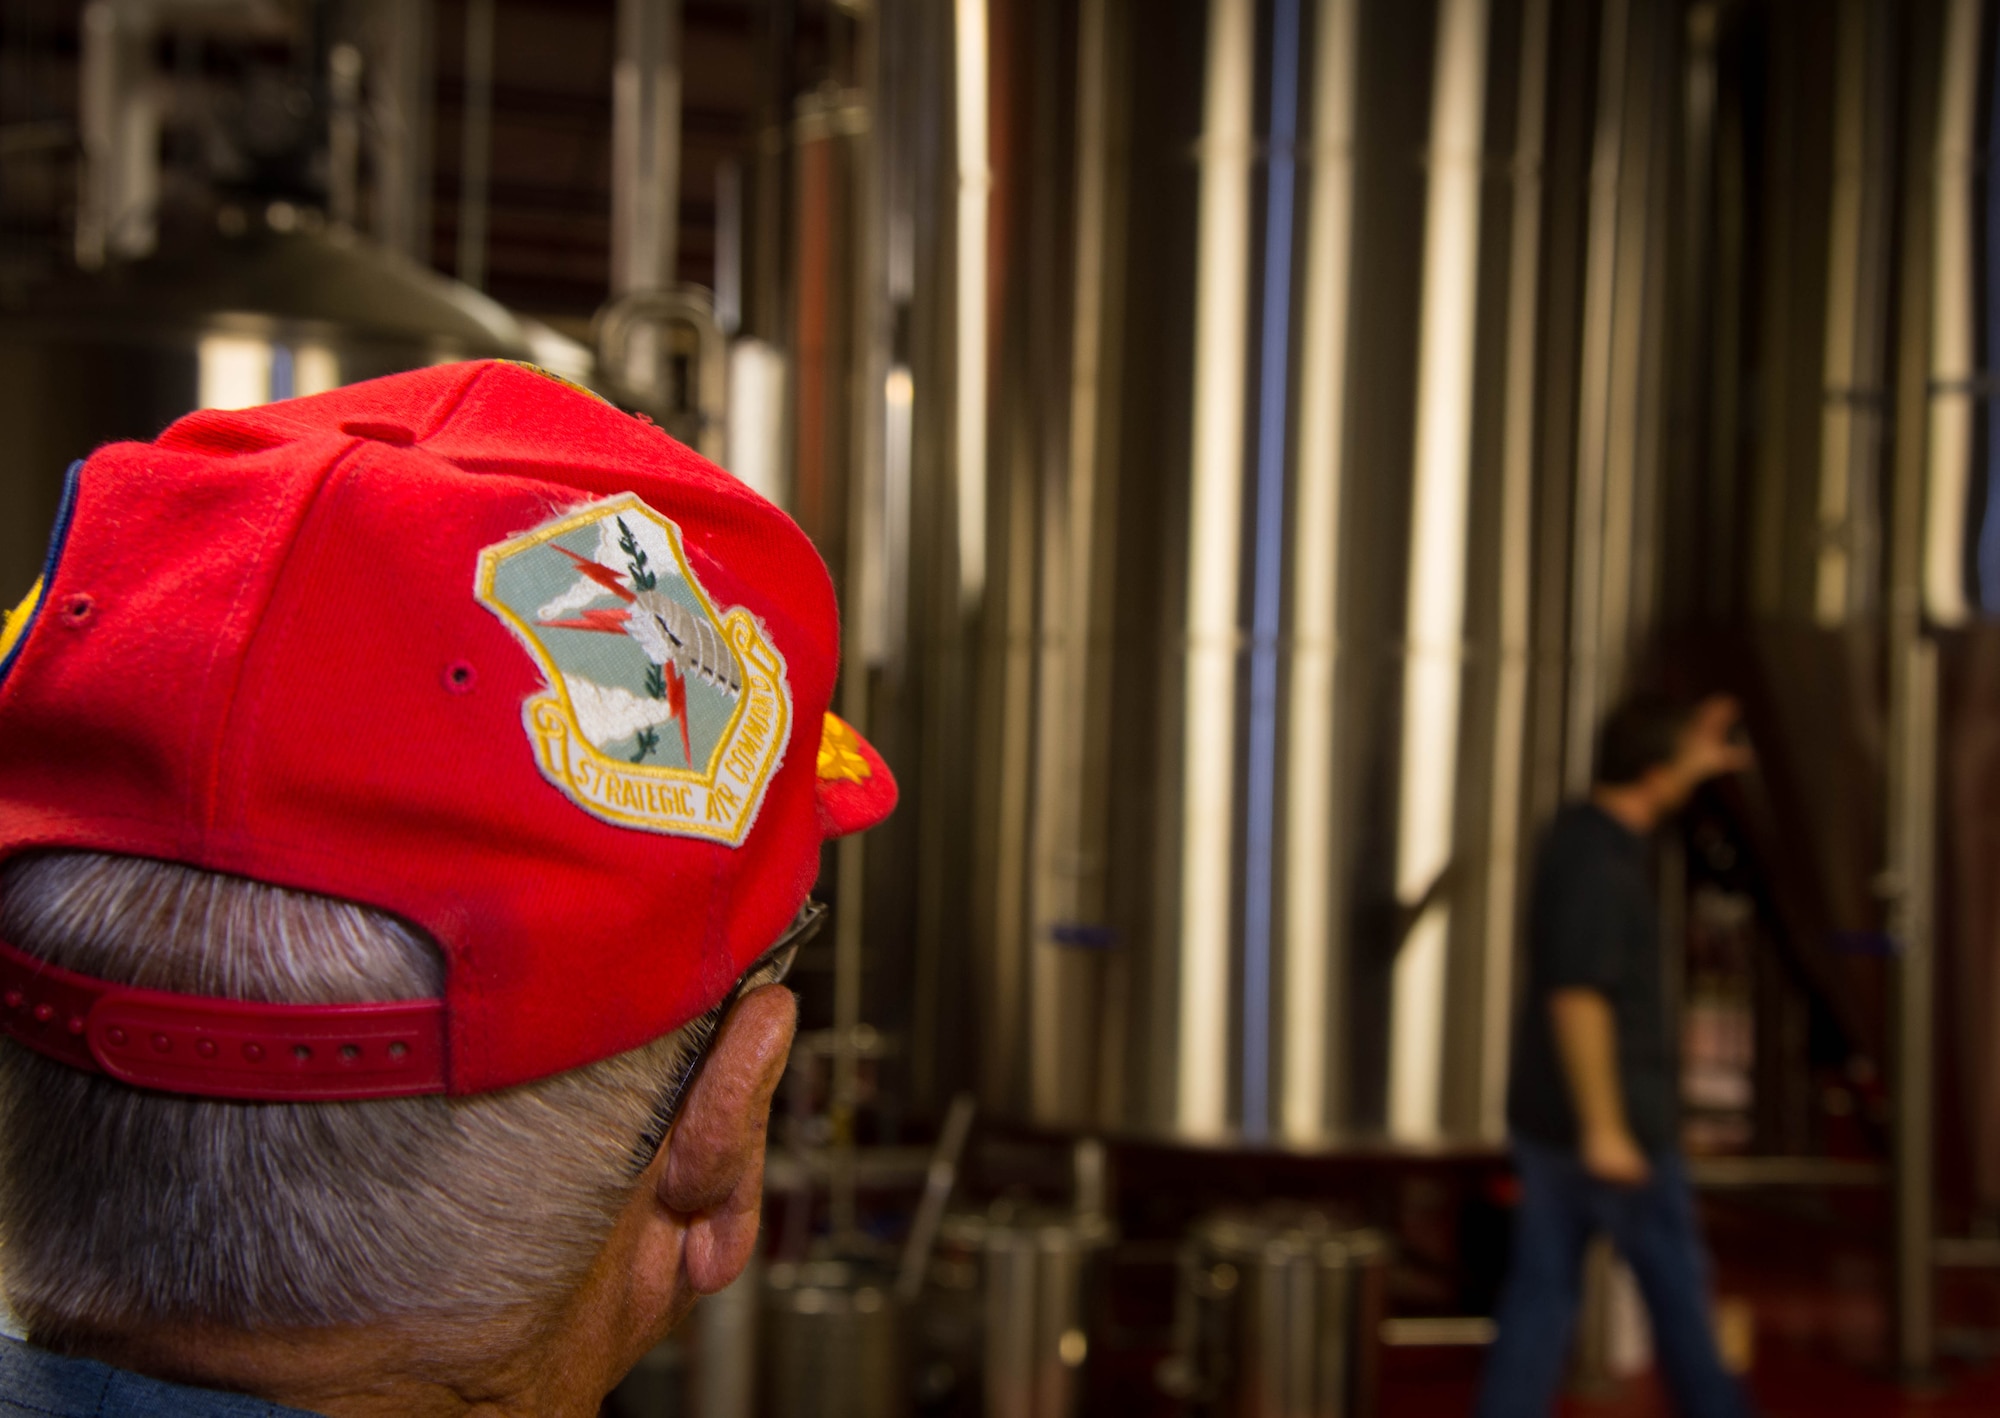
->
[0, 360, 895, 1417]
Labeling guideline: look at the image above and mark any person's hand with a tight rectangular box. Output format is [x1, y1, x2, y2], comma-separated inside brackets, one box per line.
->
[1582, 1126, 1653, 1188]
[1679, 694, 1754, 785]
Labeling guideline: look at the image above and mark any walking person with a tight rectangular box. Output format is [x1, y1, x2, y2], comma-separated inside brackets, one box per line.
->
[1476, 693, 1756, 1418]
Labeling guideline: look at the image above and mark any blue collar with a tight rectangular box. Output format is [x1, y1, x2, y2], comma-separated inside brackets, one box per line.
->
[0, 1334, 321, 1417]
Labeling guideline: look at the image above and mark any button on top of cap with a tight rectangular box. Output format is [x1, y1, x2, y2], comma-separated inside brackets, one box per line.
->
[340, 419, 418, 446]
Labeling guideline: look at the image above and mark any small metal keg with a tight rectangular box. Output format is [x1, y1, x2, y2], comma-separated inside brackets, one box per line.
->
[761, 1259, 909, 1418]
[916, 1204, 1113, 1418]
[980, 1210, 1114, 1418]
[1161, 1206, 1388, 1418]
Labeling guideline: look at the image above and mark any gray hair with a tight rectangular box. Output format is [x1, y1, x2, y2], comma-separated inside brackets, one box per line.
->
[0, 850, 741, 1357]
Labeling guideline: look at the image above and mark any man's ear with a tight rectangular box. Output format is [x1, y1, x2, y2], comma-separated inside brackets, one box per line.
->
[659, 983, 797, 1294]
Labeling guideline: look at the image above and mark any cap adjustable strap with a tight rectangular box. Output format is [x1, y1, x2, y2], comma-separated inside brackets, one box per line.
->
[0, 936, 446, 1101]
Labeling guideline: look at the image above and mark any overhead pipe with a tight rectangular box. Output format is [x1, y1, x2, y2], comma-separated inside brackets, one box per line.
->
[368, 0, 434, 263]
[612, 0, 683, 298]
[455, 0, 496, 291]
[76, 2, 160, 268]
[327, 42, 363, 231]
[603, 0, 687, 415]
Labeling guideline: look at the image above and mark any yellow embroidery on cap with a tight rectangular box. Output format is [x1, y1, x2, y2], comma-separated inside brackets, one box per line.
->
[498, 360, 611, 405]
[816, 714, 872, 783]
[0, 577, 44, 664]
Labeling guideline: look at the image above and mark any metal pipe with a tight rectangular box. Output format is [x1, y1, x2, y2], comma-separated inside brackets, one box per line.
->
[1238, 0, 1302, 1142]
[1025, 0, 1125, 1128]
[327, 43, 363, 231]
[1564, 0, 1631, 795]
[1478, 0, 1553, 1141]
[829, 832, 864, 1242]
[1175, 0, 1256, 1141]
[1922, 0, 1981, 624]
[895, 1092, 977, 1302]
[1815, 0, 1893, 625]
[1380, 1316, 1497, 1347]
[612, 0, 683, 297]
[716, 159, 744, 335]
[1890, 636, 1939, 1378]
[1387, 0, 1491, 1141]
[1982, 0, 2000, 612]
[831, 0, 890, 1245]
[1886, 0, 1954, 1379]
[76, 2, 159, 268]
[370, 0, 435, 263]
[952, 0, 991, 608]
[456, 0, 495, 291]
[1278, 0, 1361, 1147]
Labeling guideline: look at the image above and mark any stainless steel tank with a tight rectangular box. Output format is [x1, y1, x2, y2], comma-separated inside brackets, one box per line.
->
[0, 216, 543, 598]
[841, 0, 1684, 1148]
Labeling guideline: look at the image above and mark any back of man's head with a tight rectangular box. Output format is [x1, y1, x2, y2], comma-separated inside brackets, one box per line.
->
[1592, 693, 1696, 789]
[0, 362, 895, 1411]
[0, 851, 714, 1358]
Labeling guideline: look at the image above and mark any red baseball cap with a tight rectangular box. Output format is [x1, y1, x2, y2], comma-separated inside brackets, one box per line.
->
[0, 360, 895, 1099]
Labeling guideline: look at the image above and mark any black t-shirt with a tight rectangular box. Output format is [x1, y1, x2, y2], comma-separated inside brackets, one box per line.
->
[1505, 802, 1678, 1156]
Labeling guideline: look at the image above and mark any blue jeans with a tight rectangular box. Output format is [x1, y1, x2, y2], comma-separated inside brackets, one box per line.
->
[1475, 1138, 1754, 1418]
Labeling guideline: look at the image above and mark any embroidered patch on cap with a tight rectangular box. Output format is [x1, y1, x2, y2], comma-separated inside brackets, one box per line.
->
[476, 493, 792, 845]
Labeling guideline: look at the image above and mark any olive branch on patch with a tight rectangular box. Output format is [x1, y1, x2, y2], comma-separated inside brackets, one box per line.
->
[631, 726, 660, 763]
[617, 517, 658, 592]
[644, 663, 667, 700]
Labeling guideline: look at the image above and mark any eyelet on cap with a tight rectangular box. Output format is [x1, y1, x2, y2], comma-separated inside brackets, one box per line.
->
[444, 660, 478, 694]
[62, 594, 93, 623]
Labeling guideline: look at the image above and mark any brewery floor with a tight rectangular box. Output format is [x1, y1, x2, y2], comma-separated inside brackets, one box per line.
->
[1380, 1343, 2000, 1417]
[1377, 1183, 2000, 1417]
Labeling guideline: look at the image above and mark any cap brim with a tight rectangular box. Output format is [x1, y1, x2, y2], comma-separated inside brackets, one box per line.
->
[814, 713, 898, 838]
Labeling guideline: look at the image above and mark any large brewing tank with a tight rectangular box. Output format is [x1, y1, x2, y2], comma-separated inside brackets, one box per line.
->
[0, 215, 549, 598]
[857, 0, 1685, 1149]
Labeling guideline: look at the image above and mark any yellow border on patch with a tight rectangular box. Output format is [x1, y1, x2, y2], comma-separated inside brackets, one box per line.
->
[474, 494, 792, 846]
